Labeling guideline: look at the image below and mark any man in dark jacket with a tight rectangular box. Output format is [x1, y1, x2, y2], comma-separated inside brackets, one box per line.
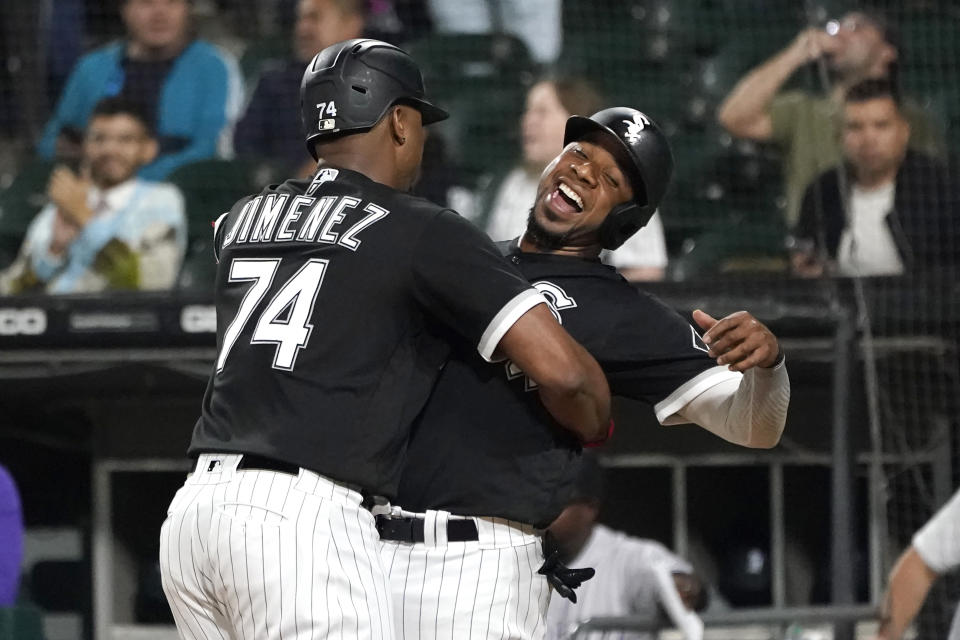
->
[791, 78, 958, 277]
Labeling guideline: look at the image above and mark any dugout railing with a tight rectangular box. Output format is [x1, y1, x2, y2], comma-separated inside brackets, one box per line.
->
[565, 603, 880, 639]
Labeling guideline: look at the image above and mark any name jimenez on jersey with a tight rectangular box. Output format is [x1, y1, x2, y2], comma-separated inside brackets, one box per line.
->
[220, 191, 390, 251]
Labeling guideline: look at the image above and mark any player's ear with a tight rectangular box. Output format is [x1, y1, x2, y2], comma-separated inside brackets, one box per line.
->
[388, 106, 408, 146]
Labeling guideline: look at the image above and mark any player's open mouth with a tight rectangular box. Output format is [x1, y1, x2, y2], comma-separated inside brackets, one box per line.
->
[547, 182, 584, 215]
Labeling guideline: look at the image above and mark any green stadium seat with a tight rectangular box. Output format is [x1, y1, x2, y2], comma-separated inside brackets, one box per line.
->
[167, 159, 257, 238]
[0, 603, 46, 640]
[0, 159, 54, 269]
[670, 221, 788, 280]
[168, 160, 257, 292]
[239, 36, 290, 88]
[177, 235, 218, 293]
[406, 34, 535, 181]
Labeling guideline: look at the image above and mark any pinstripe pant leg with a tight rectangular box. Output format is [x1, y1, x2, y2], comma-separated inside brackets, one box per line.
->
[163, 463, 395, 640]
[382, 537, 550, 640]
[160, 483, 233, 640]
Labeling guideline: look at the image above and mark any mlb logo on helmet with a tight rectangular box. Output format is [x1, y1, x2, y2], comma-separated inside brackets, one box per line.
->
[318, 118, 336, 131]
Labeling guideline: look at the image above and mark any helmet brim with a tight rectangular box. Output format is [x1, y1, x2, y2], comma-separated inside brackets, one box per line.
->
[408, 98, 449, 125]
[563, 115, 647, 205]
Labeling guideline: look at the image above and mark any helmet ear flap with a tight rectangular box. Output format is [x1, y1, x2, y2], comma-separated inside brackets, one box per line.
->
[598, 202, 655, 250]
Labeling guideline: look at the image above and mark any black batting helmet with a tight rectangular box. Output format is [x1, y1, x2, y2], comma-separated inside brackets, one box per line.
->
[300, 38, 449, 159]
[563, 107, 674, 250]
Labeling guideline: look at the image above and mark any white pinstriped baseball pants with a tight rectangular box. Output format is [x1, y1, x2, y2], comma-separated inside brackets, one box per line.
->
[159, 453, 395, 640]
[378, 509, 551, 640]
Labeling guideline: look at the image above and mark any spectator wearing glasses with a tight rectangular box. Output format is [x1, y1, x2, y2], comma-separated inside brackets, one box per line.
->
[718, 10, 942, 226]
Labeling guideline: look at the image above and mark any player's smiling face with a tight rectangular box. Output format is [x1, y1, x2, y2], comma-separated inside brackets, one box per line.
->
[531, 135, 635, 244]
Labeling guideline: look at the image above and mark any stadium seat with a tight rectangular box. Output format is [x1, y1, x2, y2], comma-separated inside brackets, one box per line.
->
[177, 235, 218, 292]
[0, 159, 54, 269]
[0, 603, 45, 640]
[669, 221, 788, 280]
[167, 160, 256, 292]
[239, 36, 290, 88]
[167, 159, 257, 238]
[682, 45, 755, 128]
[406, 33, 535, 181]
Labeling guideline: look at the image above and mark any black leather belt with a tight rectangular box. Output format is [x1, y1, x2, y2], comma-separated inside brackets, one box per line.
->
[235, 454, 377, 511]
[375, 515, 479, 543]
[236, 453, 300, 475]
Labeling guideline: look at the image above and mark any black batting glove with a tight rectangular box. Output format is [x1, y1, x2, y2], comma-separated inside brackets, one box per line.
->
[538, 534, 595, 603]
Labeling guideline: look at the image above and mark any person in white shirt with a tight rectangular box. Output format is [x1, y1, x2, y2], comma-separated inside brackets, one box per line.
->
[547, 453, 707, 640]
[1, 97, 186, 294]
[480, 76, 670, 281]
[790, 78, 958, 278]
[875, 487, 960, 640]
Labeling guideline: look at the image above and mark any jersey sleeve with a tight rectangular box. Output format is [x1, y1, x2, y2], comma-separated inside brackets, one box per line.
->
[411, 209, 545, 361]
[601, 292, 739, 413]
[913, 488, 960, 574]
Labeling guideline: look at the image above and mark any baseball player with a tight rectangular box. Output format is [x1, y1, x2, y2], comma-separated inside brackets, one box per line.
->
[546, 453, 707, 640]
[377, 107, 791, 639]
[876, 486, 960, 640]
[158, 39, 612, 640]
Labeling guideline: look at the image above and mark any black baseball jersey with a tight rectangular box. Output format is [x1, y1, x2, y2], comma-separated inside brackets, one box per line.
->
[396, 242, 737, 527]
[188, 169, 544, 497]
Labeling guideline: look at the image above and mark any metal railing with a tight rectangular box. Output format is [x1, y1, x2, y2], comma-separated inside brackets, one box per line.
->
[566, 604, 879, 639]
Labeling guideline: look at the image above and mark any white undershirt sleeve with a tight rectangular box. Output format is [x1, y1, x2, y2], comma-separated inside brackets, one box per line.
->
[655, 359, 790, 448]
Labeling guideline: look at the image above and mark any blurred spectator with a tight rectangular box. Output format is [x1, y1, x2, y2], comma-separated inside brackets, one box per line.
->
[718, 10, 942, 225]
[0, 464, 23, 606]
[874, 486, 960, 640]
[36, 0, 243, 180]
[2, 98, 186, 294]
[235, 0, 366, 177]
[791, 79, 958, 278]
[547, 454, 707, 640]
[480, 76, 669, 281]
[425, 0, 561, 64]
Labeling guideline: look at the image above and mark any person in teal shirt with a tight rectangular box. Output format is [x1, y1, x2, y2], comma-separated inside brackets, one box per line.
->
[36, 0, 242, 180]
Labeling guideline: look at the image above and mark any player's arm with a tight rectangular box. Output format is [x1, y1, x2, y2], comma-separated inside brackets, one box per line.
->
[875, 547, 938, 640]
[497, 304, 611, 444]
[412, 210, 611, 444]
[877, 488, 960, 639]
[717, 28, 837, 140]
[651, 564, 705, 640]
[671, 310, 789, 448]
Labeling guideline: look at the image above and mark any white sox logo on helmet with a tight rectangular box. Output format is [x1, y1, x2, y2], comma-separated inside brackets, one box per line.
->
[622, 112, 651, 144]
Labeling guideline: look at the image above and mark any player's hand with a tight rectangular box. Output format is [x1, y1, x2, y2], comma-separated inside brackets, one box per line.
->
[538, 549, 595, 603]
[48, 166, 94, 227]
[538, 532, 595, 603]
[788, 27, 841, 65]
[693, 309, 781, 371]
[790, 249, 825, 278]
